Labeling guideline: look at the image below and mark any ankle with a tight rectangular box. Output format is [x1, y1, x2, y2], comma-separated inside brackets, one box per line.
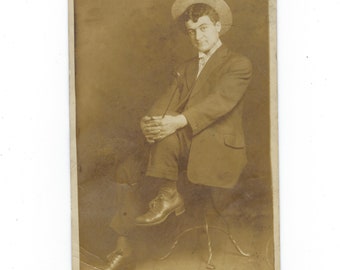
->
[159, 187, 178, 198]
[160, 179, 177, 192]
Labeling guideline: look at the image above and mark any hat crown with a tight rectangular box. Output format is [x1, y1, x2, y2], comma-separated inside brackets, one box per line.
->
[171, 0, 232, 35]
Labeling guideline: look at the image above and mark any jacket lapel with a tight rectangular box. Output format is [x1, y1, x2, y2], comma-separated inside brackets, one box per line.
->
[190, 46, 229, 98]
[184, 58, 198, 91]
[173, 57, 198, 112]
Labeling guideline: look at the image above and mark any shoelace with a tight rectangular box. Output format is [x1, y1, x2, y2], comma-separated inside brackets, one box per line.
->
[148, 188, 176, 213]
[107, 249, 123, 261]
[149, 194, 165, 213]
[108, 250, 124, 269]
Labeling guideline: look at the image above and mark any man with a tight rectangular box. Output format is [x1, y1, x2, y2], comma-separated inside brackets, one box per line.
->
[104, 1, 252, 269]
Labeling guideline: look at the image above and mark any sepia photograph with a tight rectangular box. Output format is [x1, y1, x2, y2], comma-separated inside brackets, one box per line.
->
[4, 0, 340, 270]
[69, 0, 279, 269]
[3, 1, 340, 270]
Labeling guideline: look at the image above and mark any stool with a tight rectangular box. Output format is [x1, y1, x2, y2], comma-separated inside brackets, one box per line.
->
[158, 210, 251, 269]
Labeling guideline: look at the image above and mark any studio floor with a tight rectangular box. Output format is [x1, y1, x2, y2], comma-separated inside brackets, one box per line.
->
[77, 176, 275, 270]
[79, 212, 274, 270]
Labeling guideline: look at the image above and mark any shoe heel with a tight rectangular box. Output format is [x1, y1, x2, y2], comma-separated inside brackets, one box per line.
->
[175, 205, 185, 216]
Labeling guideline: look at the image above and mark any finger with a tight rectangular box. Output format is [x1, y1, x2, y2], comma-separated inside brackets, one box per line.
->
[143, 124, 158, 131]
[145, 127, 161, 133]
[146, 138, 155, 144]
[146, 134, 158, 140]
[154, 133, 166, 141]
[141, 116, 152, 124]
[144, 125, 161, 130]
[145, 130, 161, 136]
[151, 116, 163, 120]
[145, 133, 160, 139]
[145, 119, 160, 124]
[145, 121, 161, 127]
[143, 128, 158, 135]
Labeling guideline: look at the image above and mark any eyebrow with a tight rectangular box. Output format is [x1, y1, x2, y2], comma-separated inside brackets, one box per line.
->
[186, 23, 210, 30]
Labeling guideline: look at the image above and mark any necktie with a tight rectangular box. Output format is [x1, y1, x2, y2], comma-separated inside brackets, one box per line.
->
[197, 55, 207, 77]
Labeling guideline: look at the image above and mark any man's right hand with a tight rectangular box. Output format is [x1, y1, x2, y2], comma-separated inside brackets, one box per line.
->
[140, 114, 187, 143]
[140, 116, 161, 144]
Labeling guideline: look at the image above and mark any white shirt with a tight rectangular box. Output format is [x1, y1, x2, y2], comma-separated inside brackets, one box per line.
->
[197, 39, 223, 78]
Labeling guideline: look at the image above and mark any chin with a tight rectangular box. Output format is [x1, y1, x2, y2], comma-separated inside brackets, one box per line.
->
[197, 45, 212, 53]
[194, 42, 212, 52]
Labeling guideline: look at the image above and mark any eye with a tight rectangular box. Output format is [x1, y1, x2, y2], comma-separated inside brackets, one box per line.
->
[200, 25, 209, 32]
[187, 29, 195, 36]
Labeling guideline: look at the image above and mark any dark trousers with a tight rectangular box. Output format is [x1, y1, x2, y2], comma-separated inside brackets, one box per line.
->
[110, 128, 235, 236]
[146, 127, 192, 181]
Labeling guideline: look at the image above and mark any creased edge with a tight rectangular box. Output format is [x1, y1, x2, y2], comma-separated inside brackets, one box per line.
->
[69, 0, 80, 269]
[269, 0, 280, 269]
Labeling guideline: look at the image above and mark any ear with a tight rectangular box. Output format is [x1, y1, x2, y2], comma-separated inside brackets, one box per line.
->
[215, 21, 222, 33]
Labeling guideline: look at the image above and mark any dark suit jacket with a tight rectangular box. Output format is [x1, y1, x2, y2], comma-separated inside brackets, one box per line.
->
[148, 45, 252, 188]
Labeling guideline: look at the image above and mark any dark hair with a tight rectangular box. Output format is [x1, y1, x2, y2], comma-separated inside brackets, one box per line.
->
[180, 3, 220, 25]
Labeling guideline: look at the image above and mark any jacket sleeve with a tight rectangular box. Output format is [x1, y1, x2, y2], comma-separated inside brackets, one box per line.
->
[182, 56, 252, 135]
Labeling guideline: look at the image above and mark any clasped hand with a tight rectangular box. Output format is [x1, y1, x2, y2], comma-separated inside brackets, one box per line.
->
[140, 115, 188, 143]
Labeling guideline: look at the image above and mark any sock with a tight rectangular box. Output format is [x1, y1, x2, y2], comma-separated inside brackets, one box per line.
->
[158, 179, 177, 196]
[160, 179, 176, 189]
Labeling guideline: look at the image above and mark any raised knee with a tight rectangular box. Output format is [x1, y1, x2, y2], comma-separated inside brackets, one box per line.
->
[153, 133, 179, 150]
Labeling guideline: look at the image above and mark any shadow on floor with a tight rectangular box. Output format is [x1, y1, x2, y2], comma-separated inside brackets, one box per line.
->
[78, 174, 274, 270]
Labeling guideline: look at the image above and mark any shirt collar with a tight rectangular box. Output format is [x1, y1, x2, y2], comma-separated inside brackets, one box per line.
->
[198, 39, 222, 60]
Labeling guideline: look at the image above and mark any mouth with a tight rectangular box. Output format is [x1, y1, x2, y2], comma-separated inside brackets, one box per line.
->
[196, 41, 207, 46]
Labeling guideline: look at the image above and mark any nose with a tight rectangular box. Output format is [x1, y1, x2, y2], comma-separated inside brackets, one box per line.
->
[195, 29, 204, 40]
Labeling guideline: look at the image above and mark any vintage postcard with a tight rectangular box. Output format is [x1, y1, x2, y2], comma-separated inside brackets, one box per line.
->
[69, 0, 279, 269]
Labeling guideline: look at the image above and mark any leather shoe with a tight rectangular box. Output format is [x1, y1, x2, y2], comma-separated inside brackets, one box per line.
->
[135, 187, 185, 226]
[103, 249, 136, 270]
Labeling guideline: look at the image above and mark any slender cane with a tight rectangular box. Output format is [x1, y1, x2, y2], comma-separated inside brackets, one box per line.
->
[161, 71, 181, 118]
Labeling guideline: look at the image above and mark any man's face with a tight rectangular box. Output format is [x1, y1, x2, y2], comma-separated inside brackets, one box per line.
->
[185, 15, 221, 53]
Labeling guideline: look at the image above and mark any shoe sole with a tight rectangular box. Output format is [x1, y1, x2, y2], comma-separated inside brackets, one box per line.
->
[105, 261, 136, 270]
[135, 205, 185, 227]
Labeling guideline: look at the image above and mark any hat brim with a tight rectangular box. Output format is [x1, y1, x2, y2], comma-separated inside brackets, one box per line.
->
[171, 0, 232, 35]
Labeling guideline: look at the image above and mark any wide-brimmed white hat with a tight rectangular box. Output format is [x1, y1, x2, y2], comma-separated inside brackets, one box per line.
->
[171, 0, 233, 35]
